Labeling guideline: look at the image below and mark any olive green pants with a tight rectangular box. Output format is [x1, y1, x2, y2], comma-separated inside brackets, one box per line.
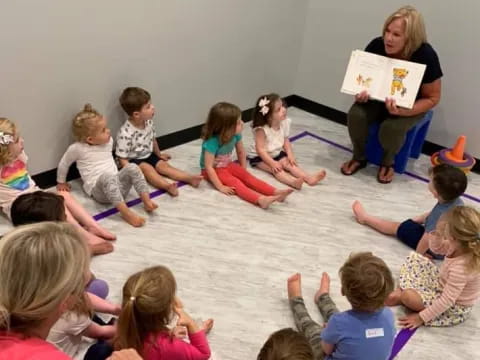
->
[347, 101, 425, 166]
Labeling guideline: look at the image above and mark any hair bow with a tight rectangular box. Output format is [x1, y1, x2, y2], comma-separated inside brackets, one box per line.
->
[0, 132, 14, 145]
[258, 97, 270, 116]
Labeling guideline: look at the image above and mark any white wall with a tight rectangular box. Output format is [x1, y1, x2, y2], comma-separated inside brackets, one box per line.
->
[0, 0, 307, 174]
[294, 1, 480, 157]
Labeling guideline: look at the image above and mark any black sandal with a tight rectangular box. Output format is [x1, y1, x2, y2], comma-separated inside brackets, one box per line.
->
[377, 165, 394, 184]
[340, 159, 367, 176]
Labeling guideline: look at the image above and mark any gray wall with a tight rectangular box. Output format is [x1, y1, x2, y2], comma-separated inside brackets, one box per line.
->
[0, 0, 307, 174]
[294, 1, 480, 157]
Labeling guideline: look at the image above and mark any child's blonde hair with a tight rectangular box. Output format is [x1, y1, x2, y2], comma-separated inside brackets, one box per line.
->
[201, 102, 241, 145]
[445, 206, 480, 272]
[72, 104, 102, 142]
[115, 265, 176, 355]
[0, 222, 89, 334]
[257, 328, 313, 360]
[0, 117, 18, 166]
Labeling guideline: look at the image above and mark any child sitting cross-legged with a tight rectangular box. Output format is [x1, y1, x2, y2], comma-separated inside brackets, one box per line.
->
[287, 252, 396, 360]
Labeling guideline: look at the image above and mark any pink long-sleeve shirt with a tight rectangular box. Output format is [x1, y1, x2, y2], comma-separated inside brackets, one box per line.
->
[419, 236, 480, 323]
[143, 330, 211, 360]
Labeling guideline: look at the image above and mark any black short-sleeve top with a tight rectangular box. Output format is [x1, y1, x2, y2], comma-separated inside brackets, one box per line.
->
[365, 37, 443, 85]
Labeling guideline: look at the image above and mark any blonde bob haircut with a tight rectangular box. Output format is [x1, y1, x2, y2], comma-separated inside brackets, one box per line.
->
[0, 222, 89, 333]
[383, 5, 427, 59]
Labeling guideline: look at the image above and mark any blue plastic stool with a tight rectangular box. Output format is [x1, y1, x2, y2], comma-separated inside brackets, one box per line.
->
[366, 110, 433, 173]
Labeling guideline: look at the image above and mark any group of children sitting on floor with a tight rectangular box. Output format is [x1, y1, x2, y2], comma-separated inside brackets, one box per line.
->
[0, 87, 479, 360]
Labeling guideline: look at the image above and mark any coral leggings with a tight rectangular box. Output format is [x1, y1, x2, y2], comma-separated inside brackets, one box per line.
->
[202, 162, 276, 204]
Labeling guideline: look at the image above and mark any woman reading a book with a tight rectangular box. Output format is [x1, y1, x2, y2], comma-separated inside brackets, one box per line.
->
[341, 5, 442, 184]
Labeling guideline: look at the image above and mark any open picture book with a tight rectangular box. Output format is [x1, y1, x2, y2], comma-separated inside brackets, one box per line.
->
[341, 50, 426, 109]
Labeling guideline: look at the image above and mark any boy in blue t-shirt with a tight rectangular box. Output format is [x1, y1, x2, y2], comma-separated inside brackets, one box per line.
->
[352, 164, 467, 259]
[287, 252, 396, 360]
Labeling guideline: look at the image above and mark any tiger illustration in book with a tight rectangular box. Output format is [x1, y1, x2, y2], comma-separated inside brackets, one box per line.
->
[391, 68, 408, 96]
[356, 74, 373, 88]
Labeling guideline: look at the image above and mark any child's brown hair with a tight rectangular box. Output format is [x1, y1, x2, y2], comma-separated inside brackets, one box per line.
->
[11, 191, 66, 226]
[119, 87, 151, 116]
[201, 102, 241, 145]
[115, 265, 176, 355]
[257, 328, 313, 360]
[0, 118, 18, 166]
[444, 206, 480, 272]
[252, 93, 282, 128]
[72, 104, 102, 142]
[339, 252, 394, 312]
[429, 164, 467, 202]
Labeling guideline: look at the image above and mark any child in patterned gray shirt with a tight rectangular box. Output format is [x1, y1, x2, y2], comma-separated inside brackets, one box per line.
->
[116, 87, 203, 196]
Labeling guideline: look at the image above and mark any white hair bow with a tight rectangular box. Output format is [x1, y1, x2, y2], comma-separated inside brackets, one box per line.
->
[0, 132, 14, 145]
[258, 97, 270, 116]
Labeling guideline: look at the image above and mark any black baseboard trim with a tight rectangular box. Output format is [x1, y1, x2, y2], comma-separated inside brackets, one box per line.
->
[32, 105, 260, 189]
[287, 95, 480, 174]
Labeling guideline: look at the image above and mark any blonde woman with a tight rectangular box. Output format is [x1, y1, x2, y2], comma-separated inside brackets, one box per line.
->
[0, 222, 89, 359]
[0, 222, 142, 360]
[341, 6, 442, 184]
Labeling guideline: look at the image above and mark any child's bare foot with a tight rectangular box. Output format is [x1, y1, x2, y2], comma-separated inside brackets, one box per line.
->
[385, 288, 402, 306]
[287, 273, 303, 299]
[166, 182, 179, 197]
[257, 194, 282, 209]
[352, 200, 367, 224]
[314, 272, 330, 303]
[121, 210, 146, 227]
[86, 225, 116, 241]
[305, 170, 327, 186]
[202, 318, 214, 334]
[291, 177, 304, 190]
[275, 188, 294, 202]
[188, 175, 203, 188]
[143, 199, 158, 212]
[90, 241, 114, 256]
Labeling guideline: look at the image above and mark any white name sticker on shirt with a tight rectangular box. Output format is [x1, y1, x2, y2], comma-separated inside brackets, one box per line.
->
[365, 328, 385, 338]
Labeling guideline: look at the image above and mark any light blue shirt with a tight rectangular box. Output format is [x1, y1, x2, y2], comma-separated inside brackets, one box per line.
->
[321, 308, 396, 360]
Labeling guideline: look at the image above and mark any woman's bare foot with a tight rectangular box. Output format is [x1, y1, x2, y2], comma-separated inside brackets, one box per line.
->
[291, 177, 304, 190]
[120, 209, 146, 227]
[90, 241, 114, 256]
[166, 182, 179, 197]
[314, 272, 330, 303]
[188, 175, 203, 188]
[86, 225, 116, 241]
[385, 288, 402, 306]
[257, 194, 282, 209]
[305, 170, 327, 186]
[202, 318, 214, 334]
[143, 199, 158, 212]
[352, 200, 367, 224]
[287, 273, 302, 299]
[275, 188, 294, 202]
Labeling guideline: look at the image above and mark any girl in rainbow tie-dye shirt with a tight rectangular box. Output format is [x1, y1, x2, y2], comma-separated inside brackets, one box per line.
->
[0, 117, 116, 255]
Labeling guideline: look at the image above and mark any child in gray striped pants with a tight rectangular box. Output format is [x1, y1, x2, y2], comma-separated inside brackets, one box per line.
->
[57, 104, 158, 227]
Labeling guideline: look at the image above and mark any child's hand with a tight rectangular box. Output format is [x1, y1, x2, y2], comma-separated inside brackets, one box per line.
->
[112, 304, 122, 316]
[219, 185, 235, 195]
[107, 349, 142, 360]
[271, 161, 283, 173]
[398, 313, 424, 329]
[57, 183, 71, 192]
[172, 325, 187, 339]
[160, 153, 172, 161]
[287, 155, 297, 166]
